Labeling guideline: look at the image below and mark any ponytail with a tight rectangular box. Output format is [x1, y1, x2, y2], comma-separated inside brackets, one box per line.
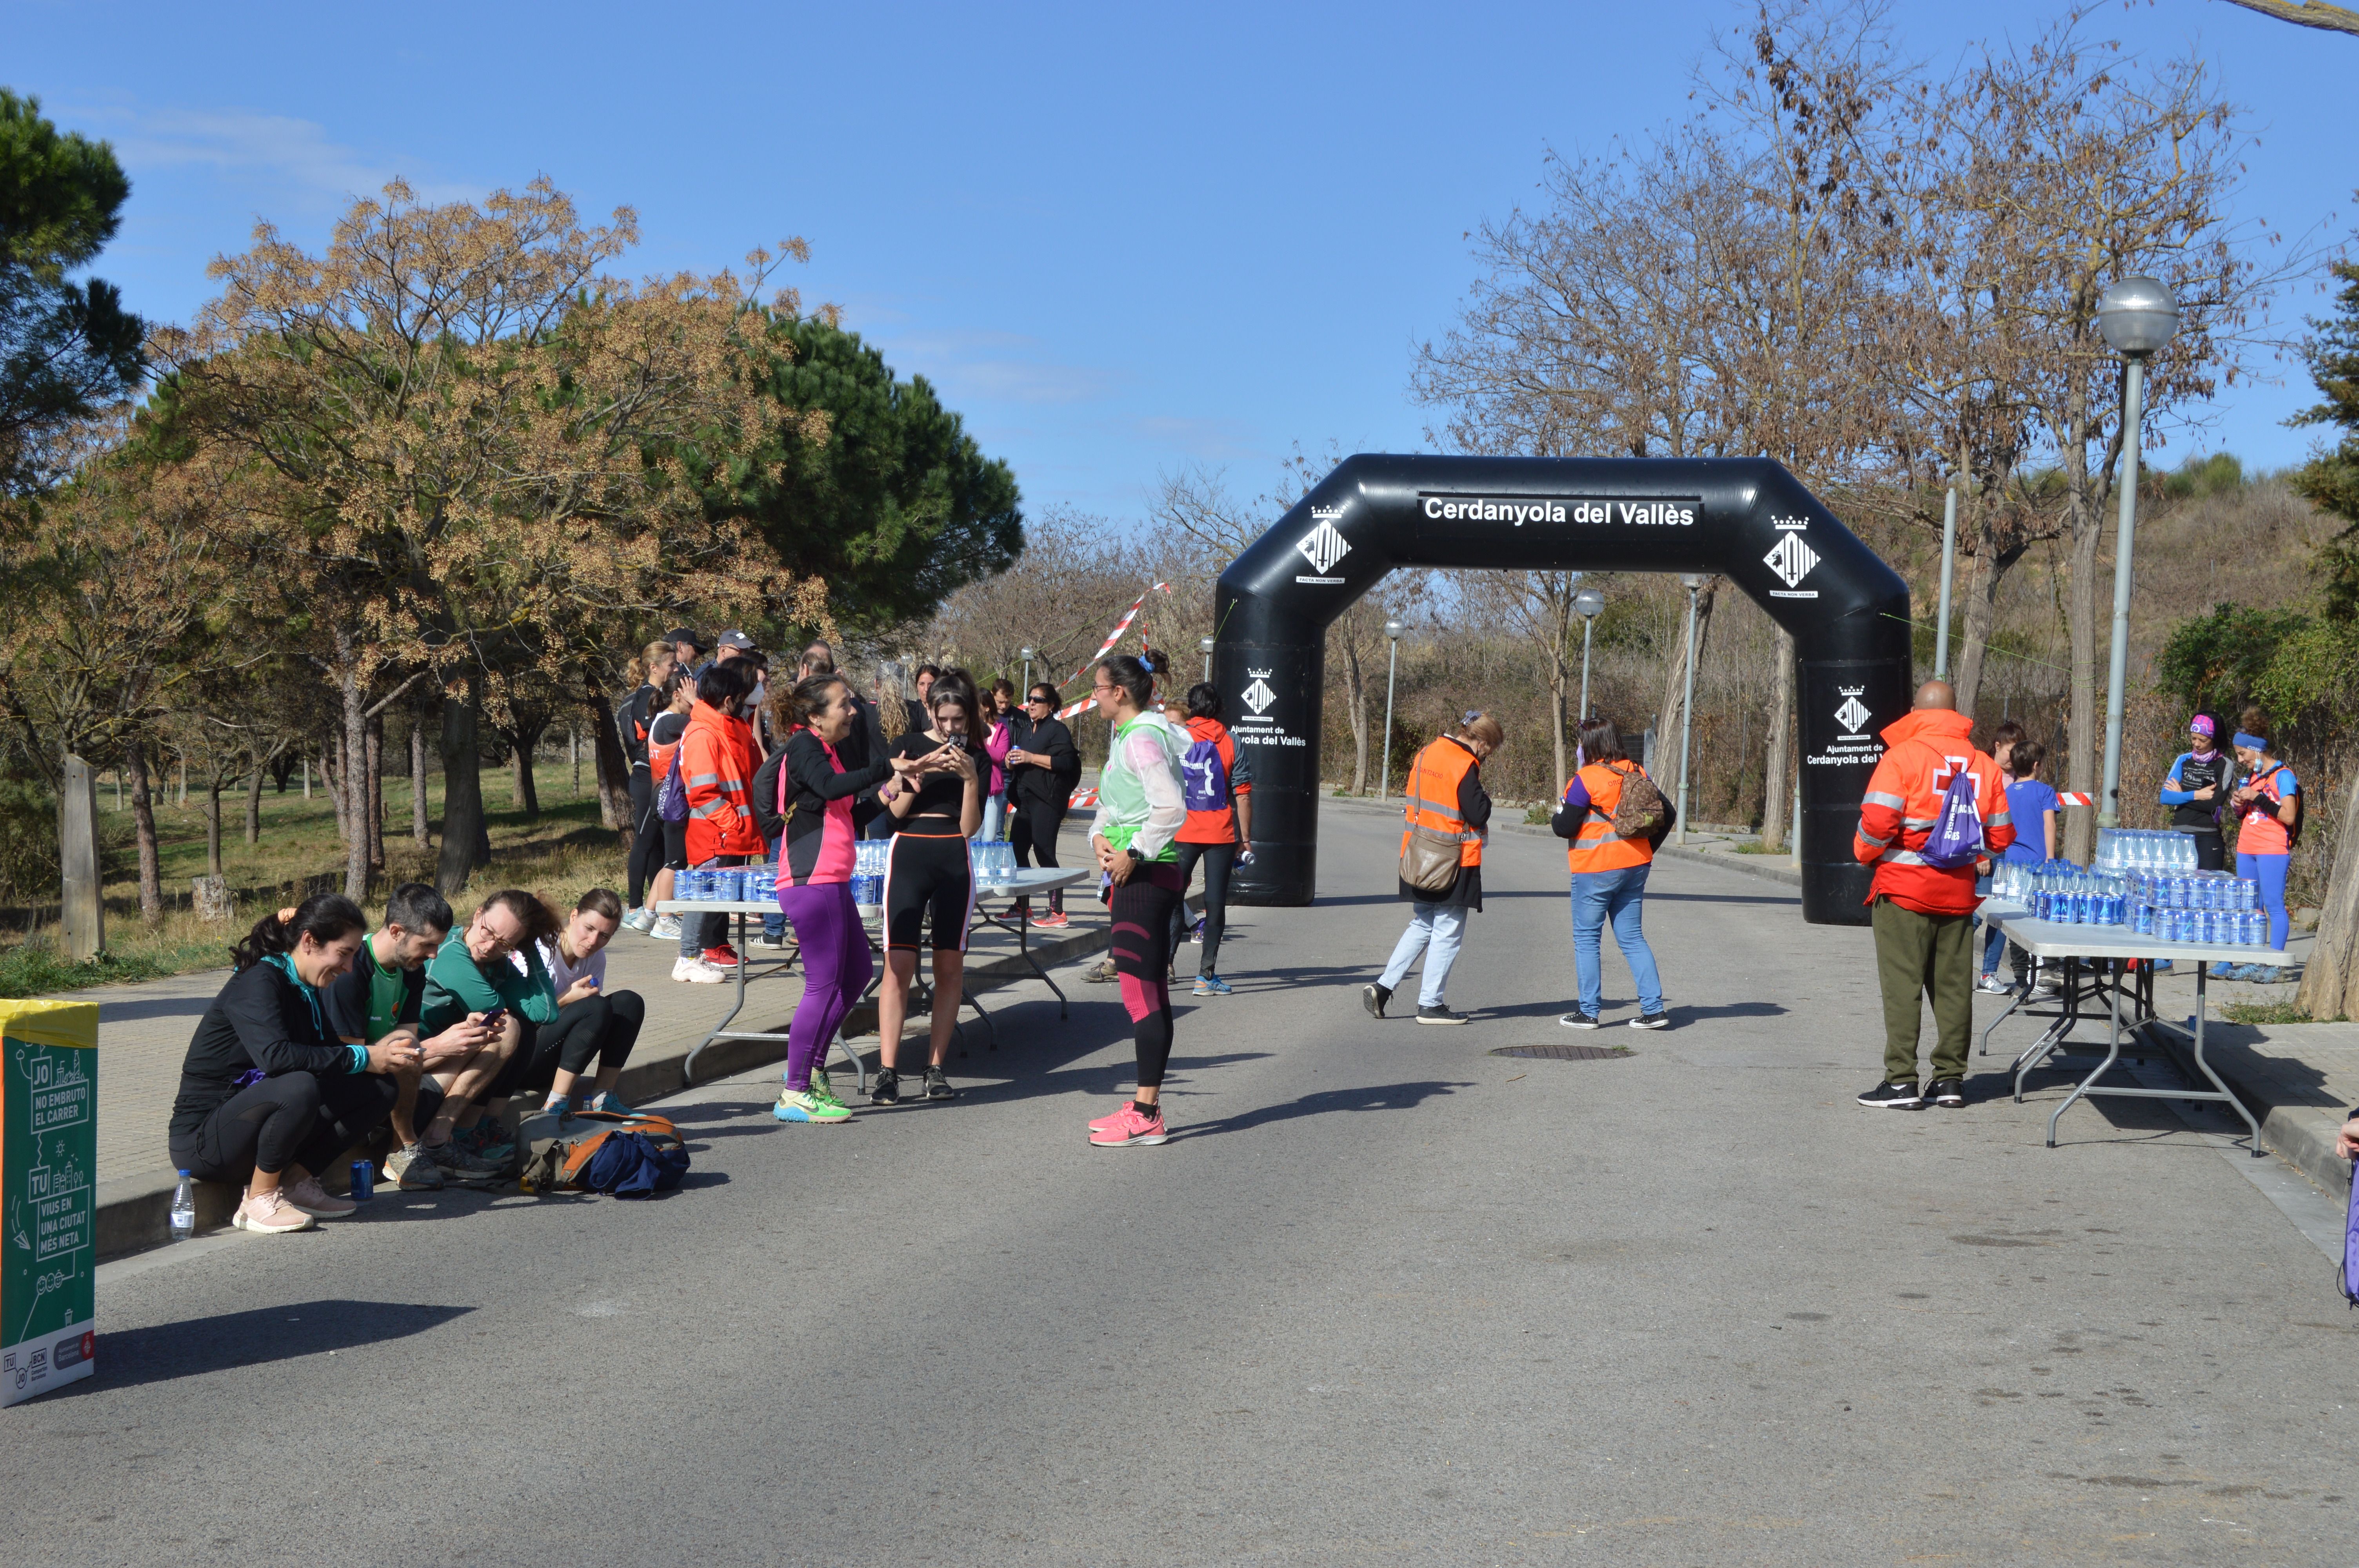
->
[231, 891, 366, 973]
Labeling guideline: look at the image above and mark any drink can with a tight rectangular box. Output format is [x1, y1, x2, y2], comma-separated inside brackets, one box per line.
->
[349, 1159, 374, 1202]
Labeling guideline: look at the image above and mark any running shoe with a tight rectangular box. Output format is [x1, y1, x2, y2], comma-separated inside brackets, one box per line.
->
[1857, 1080, 1923, 1109]
[1084, 958, 1118, 984]
[589, 1091, 639, 1117]
[1030, 911, 1070, 929]
[2243, 965, 2287, 983]
[1192, 975, 1232, 996]
[1558, 1011, 1601, 1029]
[924, 1066, 957, 1100]
[1416, 1005, 1468, 1026]
[1628, 1012, 1670, 1031]
[671, 956, 725, 984]
[749, 933, 786, 951]
[1976, 973, 2013, 995]
[382, 1142, 445, 1191]
[423, 1140, 503, 1188]
[1927, 1078, 1966, 1109]
[1363, 982, 1391, 1020]
[622, 906, 656, 933]
[808, 1070, 848, 1114]
[702, 944, 742, 968]
[649, 915, 683, 941]
[774, 1088, 852, 1124]
[283, 1175, 358, 1219]
[1088, 1102, 1168, 1147]
[231, 1187, 315, 1234]
[2210, 962, 2237, 980]
[870, 1067, 902, 1106]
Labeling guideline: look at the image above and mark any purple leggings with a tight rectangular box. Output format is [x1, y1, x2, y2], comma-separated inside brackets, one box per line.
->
[778, 880, 873, 1091]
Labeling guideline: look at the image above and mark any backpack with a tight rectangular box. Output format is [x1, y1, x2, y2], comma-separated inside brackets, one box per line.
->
[1607, 763, 1674, 846]
[2248, 763, 2302, 848]
[657, 750, 689, 823]
[2342, 1167, 2359, 1308]
[520, 1112, 690, 1198]
[1180, 733, 1231, 813]
[1918, 767, 1986, 869]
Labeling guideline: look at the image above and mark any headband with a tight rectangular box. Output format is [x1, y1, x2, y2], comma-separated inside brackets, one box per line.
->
[2233, 731, 2268, 751]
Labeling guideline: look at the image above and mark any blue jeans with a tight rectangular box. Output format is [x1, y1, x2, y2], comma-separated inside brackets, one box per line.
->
[1379, 903, 1466, 1008]
[1570, 866, 1663, 1017]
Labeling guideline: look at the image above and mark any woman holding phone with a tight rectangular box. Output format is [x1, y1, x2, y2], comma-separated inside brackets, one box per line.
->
[872, 682, 986, 1105]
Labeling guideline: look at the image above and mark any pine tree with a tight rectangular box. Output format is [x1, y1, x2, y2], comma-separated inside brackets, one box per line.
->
[2297, 256, 2359, 620]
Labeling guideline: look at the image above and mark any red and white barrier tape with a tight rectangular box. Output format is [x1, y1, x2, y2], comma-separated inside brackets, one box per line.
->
[1054, 583, 1170, 719]
[2057, 791, 2093, 807]
[1069, 785, 1099, 810]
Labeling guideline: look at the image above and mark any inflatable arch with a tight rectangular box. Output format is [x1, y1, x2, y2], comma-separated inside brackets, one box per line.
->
[1209, 454, 1914, 926]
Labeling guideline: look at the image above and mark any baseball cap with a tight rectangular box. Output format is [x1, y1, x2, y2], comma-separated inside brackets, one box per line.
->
[715, 630, 758, 653]
[667, 627, 702, 650]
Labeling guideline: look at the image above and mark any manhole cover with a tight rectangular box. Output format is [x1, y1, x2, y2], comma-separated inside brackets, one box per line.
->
[1488, 1044, 1633, 1061]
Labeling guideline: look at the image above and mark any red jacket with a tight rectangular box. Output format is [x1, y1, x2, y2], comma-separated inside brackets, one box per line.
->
[681, 700, 762, 863]
[1853, 709, 2014, 916]
[1176, 716, 1252, 844]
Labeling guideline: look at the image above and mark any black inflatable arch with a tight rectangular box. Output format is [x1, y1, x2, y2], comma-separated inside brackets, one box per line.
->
[1211, 454, 1914, 926]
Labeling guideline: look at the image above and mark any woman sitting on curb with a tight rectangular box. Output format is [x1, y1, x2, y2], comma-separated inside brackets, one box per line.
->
[168, 895, 419, 1234]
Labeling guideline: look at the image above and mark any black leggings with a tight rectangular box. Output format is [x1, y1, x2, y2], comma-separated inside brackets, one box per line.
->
[495, 992, 646, 1097]
[1010, 797, 1067, 913]
[169, 1071, 424, 1182]
[1110, 865, 1183, 1088]
[627, 772, 665, 906]
[885, 831, 974, 952]
[1168, 841, 1235, 976]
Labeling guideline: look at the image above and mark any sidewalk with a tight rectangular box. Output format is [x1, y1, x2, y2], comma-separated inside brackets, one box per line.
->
[58, 818, 1137, 1258]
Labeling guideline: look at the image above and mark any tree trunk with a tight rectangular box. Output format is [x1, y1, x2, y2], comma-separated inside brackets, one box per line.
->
[411, 710, 432, 848]
[244, 764, 264, 846]
[126, 739, 162, 923]
[1342, 637, 1369, 794]
[585, 686, 634, 842]
[365, 714, 385, 872]
[511, 728, 541, 820]
[1654, 583, 1719, 805]
[205, 778, 224, 878]
[570, 724, 580, 797]
[436, 687, 491, 897]
[339, 655, 372, 902]
[323, 750, 348, 842]
[1761, 629, 1796, 852]
[2065, 506, 2103, 865]
[176, 750, 186, 808]
[1547, 654, 1568, 792]
[2299, 765, 2359, 1020]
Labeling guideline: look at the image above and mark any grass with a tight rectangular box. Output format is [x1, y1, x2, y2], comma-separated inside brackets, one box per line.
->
[2217, 1000, 2346, 1026]
[2, 759, 627, 992]
[1732, 841, 1784, 855]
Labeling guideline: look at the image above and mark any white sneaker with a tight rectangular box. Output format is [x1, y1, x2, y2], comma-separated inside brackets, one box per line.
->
[649, 916, 682, 941]
[671, 955, 725, 984]
[232, 1187, 316, 1234]
[1976, 974, 2014, 995]
[622, 906, 656, 933]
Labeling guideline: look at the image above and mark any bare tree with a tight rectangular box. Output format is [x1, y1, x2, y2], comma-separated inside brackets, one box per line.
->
[2219, 0, 2359, 36]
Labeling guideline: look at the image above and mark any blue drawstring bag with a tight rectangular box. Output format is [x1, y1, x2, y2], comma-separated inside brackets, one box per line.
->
[1918, 769, 1985, 869]
[579, 1130, 691, 1198]
[2341, 1170, 2359, 1308]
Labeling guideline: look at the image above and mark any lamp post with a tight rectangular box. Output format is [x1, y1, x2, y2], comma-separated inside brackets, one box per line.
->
[2095, 276, 2179, 831]
[1379, 619, 1405, 802]
[1019, 646, 1035, 693]
[1199, 635, 1216, 683]
[1676, 575, 1705, 846]
[1935, 485, 1957, 680]
[1573, 587, 1605, 725]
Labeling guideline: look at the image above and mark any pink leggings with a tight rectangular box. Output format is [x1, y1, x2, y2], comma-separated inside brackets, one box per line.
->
[778, 880, 872, 1091]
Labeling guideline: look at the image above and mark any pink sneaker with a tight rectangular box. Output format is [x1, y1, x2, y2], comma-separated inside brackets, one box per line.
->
[283, 1175, 358, 1219]
[232, 1186, 316, 1234]
[1088, 1102, 1168, 1147]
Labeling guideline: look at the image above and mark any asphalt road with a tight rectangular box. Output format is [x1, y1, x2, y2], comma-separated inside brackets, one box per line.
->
[11, 807, 2358, 1567]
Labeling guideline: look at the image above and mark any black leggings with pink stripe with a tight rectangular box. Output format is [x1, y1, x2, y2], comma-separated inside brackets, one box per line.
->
[1109, 863, 1184, 1087]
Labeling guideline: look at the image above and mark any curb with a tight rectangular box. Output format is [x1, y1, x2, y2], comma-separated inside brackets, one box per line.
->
[96, 900, 1187, 1263]
[2145, 1016, 2354, 1205]
[1652, 843, 1804, 890]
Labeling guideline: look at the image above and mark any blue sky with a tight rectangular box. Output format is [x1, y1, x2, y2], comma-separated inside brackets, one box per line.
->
[14, 0, 2352, 525]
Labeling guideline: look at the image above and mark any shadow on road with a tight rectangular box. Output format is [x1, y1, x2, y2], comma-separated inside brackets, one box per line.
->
[1169, 1078, 1474, 1141]
[81, 1299, 473, 1392]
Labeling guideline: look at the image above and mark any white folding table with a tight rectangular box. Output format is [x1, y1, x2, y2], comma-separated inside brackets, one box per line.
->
[1981, 903, 2264, 1152]
[660, 867, 1091, 1088]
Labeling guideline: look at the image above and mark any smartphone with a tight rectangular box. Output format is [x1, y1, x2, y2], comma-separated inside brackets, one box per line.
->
[478, 1006, 509, 1029]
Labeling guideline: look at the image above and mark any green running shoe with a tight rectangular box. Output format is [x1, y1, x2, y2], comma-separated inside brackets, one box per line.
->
[774, 1087, 852, 1124]
[808, 1069, 848, 1114]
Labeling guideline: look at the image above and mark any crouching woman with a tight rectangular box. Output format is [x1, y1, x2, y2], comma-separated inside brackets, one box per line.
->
[169, 895, 425, 1234]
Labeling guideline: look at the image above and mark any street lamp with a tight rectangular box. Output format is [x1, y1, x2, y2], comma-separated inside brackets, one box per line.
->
[1676, 575, 1706, 846]
[1379, 618, 1405, 802]
[2095, 276, 2180, 831]
[1573, 587, 1605, 727]
[1199, 635, 1216, 683]
[1019, 645, 1035, 693]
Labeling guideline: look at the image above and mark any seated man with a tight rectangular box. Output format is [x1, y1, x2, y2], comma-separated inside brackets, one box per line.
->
[323, 882, 500, 1189]
[423, 889, 558, 1168]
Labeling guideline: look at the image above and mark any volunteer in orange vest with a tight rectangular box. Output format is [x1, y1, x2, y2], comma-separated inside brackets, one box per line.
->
[1163, 682, 1254, 998]
[2227, 706, 2298, 982]
[674, 658, 763, 984]
[1854, 679, 2014, 1111]
[1364, 711, 1501, 1027]
[1552, 715, 1668, 1030]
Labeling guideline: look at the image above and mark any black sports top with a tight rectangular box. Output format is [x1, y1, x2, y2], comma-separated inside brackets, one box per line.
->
[892, 731, 983, 828]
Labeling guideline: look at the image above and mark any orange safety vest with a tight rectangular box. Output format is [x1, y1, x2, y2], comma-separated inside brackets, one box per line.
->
[1565, 761, 1655, 874]
[1398, 738, 1483, 869]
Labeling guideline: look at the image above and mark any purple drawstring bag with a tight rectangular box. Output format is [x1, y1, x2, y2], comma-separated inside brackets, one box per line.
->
[1917, 769, 1985, 869]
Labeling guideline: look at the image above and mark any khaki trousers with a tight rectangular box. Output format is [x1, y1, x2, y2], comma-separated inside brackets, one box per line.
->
[1872, 895, 1974, 1085]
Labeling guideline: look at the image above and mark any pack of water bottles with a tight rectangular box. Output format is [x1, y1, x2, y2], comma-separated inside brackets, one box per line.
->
[677, 866, 778, 903]
[968, 839, 1018, 886]
[852, 840, 887, 908]
[1993, 853, 2265, 944]
[2093, 826, 2201, 872]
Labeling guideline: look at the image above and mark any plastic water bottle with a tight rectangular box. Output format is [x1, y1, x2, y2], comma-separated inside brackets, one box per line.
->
[170, 1170, 196, 1241]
